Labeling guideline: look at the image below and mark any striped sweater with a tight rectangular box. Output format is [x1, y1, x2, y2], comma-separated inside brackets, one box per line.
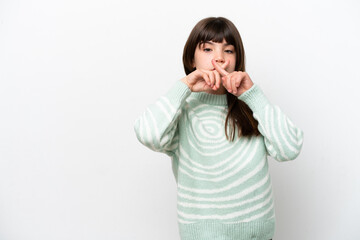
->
[133, 80, 304, 240]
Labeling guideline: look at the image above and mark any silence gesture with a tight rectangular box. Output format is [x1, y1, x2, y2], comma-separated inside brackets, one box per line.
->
[181, 60, 230, 93]
[211, 59, 254, 97]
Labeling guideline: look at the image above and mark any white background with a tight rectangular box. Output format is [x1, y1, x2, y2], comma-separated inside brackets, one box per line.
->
[1, 0, 359, 239]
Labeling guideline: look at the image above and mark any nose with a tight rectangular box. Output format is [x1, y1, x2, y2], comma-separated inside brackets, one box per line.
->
[214, 51, 225, 64]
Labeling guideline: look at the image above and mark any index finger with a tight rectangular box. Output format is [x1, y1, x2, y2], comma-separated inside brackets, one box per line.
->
[220, 59, 229, 70]
[212, 59, 229, 76]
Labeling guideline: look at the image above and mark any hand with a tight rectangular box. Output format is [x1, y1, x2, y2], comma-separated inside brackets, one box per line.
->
[181, 60, 230, 92]
[211, 59, 254, 97]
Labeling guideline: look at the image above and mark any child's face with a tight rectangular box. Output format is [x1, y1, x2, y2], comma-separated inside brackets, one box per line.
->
[192, 38, 236, 73]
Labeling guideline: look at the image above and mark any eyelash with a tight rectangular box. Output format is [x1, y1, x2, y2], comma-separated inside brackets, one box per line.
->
[203, 48, 234, 53]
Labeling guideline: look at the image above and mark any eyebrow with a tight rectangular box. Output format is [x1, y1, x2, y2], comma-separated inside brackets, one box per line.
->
[203, 41, 233, 47]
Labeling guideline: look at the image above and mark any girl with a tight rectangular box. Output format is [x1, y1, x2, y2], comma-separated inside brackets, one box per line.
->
[134, 16, 304, 240]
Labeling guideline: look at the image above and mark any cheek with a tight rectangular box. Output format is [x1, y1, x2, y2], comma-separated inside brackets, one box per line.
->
[199, 56, 212, 68]
[229, 60, 236, 71]
[226, 56, 236, 65]
[194, 54, 209, 67]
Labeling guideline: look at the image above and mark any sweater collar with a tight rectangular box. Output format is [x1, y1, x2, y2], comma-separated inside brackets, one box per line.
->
[191, 91, 228, 106]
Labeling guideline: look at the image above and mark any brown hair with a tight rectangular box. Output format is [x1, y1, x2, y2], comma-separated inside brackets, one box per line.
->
[182, 17, 260, 141]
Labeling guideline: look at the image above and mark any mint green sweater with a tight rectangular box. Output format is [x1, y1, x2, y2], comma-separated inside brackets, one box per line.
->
[134, 80, 304, 240]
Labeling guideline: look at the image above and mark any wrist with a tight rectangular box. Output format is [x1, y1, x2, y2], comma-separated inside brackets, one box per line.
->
[181, 76, 193, 91]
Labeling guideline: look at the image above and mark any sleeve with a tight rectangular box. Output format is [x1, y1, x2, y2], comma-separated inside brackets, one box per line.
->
[133, 80, 192, 157]
[238, 83, 304, 162]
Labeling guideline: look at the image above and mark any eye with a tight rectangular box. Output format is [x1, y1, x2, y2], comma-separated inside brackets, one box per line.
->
[225, 50, 234, 53]
[203, 48, 212, 52]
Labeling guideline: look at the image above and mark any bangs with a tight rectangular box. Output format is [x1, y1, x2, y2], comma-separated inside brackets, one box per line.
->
[196, 20, 236, 47]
